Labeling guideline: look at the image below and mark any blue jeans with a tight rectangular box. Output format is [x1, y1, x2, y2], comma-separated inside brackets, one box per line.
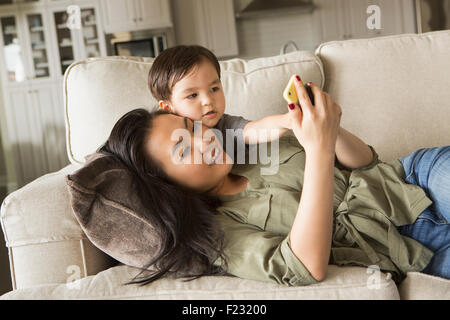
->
[397, 146, 450, 279]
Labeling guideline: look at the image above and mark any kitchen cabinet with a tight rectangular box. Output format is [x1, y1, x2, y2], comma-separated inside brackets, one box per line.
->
[101, 0, 172, 33]
[0, 0, 44, 9]
[2, 80, 67, 186]
[0, 1, 105, 188]
[49, 2, 106, 75]
[172, 0, 238, 58]
[0, 7, 55, 84]
[200, 0, 238, 57]
[313, 0, 416, 43]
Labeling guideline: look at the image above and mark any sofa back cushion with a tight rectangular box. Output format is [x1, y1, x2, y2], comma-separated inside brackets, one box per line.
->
[315, 30, 450, 161]
[64, 52, 323, 164]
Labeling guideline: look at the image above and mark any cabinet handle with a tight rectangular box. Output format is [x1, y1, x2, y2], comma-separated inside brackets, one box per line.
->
[136, 1, 142, 22]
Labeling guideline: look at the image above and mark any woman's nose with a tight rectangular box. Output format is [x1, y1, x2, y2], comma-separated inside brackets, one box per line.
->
[194, 131, 216, 154]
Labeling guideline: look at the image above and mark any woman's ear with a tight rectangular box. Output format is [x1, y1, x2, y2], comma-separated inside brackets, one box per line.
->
[158, 100, 171, 112]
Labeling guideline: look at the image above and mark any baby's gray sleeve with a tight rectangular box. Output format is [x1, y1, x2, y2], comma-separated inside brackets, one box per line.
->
[217, 113, 250, 132]
[214, 114, 250, 160]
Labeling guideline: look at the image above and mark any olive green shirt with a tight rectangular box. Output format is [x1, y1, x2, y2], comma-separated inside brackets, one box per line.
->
[213, 135, 433, 286]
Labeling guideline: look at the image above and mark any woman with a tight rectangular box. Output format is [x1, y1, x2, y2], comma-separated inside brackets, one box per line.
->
[99, 81, 449, 287]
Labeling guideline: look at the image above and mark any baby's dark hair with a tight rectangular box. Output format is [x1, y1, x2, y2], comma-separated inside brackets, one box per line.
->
[148, 45, 221, 101]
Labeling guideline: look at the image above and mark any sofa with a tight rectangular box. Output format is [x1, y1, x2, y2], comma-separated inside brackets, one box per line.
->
[1, 30, 450, 300]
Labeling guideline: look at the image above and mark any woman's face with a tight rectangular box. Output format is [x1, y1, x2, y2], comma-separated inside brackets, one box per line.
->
[146, 113, 233, 193]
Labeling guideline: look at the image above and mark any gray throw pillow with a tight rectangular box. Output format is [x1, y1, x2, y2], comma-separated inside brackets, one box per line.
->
[65, 152, 159, 270]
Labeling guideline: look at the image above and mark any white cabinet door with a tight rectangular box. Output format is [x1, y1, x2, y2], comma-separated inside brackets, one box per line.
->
[23, 86, 53, 175]
[316, 0, 373, 41]
[101, 0, 172, 33]
[173, 0, 238, 58]
[344, 0, 375, 39]
[3, 82, 67, 187]
[30, 81, 68, 172]
[0, 9, 29, 85]
[20, 8, 56, 80]
[370, 0, 404, 37]
[49, 4, 107, 77]
[101, 0, 136, 33]
[315, 0, 416, 43]
[73, 4, 107, 60]
[313, 0, 347, 42]
[201, 0, 238, 57]
[2, 86, 28, 186]
[48, 6, 78, 76]
[137, 0, 172, 29]
[5, 86, 47, 186]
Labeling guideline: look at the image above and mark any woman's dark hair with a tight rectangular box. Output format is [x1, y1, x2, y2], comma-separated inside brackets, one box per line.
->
[98, 108, 228, 285]
[148, 45, 221, 101]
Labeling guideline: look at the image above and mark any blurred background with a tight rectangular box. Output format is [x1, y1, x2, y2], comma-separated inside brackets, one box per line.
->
[0, 0, 449, 296]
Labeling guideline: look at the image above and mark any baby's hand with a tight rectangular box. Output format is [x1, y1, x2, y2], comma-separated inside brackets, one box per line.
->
[282, 111, 295, 130]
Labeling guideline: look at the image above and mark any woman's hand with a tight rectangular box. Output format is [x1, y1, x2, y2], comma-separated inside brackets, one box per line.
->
[287, 77, 342, 155]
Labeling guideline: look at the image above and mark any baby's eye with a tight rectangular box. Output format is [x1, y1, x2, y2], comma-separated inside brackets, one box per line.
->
[211, 87, 220, 92]
[187, 93, 197, 99]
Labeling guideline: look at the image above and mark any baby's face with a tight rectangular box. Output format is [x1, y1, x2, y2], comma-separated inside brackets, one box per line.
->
[166, 59, 225, 128]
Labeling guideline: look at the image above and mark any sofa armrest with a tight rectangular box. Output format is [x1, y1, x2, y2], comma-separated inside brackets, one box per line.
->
[0, 165, 116, 289]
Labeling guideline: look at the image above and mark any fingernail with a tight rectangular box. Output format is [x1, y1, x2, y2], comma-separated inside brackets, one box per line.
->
[288, 103, 295, 110]
[307, 82, 312, 86]
[295, 75, 301, 82]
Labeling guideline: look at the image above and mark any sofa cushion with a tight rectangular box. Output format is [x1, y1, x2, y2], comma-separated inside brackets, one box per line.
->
[65, 152, 160, 270]
[315, 30, 450, 162]
[0, 264, 400, 300]
[64, 52, 323, 164]
[398, 272, 450, 300]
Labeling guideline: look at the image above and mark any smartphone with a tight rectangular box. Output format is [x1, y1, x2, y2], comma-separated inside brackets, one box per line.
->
[283, 75, 315, 106]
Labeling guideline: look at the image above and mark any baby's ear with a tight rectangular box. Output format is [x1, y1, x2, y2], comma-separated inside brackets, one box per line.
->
[158, 100, 171, 111]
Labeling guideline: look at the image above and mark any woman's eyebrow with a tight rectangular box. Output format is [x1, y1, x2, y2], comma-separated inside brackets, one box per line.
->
[171, 117, 188, 156]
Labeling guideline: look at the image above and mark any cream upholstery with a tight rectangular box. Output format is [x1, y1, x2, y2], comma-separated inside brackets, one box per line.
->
[1, 30, 450, 299]
[0, 265, 399, 300]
